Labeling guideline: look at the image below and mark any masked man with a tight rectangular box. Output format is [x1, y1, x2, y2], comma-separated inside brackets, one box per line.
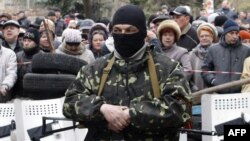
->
[63, 5, 191, 141]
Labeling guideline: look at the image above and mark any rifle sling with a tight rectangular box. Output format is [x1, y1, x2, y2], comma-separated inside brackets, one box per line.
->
[97, 53, 160, 98]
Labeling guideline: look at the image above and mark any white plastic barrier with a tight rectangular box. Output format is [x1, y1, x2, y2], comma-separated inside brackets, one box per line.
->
[0, 103, 15, 141]
[179, 133, 187, 141]
[14, 98, 79, 141]
[202, 93, 250, 141]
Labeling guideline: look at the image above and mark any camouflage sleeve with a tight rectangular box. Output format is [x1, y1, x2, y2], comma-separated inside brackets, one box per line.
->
[129, 63, 192, 131]
[63, 66, 105, 122]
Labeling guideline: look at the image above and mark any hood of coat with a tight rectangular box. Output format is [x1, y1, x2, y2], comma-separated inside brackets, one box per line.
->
[219, 34, 242, 48]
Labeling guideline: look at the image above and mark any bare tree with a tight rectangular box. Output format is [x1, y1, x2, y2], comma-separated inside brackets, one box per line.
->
[82, 0, 91, 18]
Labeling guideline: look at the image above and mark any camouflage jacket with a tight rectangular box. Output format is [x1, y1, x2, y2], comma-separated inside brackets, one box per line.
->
[63, 48, 192, 141]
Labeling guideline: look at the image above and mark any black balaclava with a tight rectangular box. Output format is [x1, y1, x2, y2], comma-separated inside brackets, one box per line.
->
[112, 5, 147, 58]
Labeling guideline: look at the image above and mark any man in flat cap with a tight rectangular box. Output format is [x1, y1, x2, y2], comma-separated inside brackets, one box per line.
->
[2, 20, 23, 53]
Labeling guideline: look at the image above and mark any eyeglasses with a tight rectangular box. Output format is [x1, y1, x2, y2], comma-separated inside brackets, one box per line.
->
[66, 42, 80, 46]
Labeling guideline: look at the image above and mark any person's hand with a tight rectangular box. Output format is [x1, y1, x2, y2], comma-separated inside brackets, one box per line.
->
[0, 85, 8, 96]
[107, 108, 130, 132]
[100, 104, 130, 132]
[147, 30, 157, 40]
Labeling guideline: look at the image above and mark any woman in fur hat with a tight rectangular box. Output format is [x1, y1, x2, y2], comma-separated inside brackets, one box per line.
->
[39, 19, 61, 51]
[157, 20, 192, 78]
[189, 23, 218, 92]
[88, 23, 109, 58]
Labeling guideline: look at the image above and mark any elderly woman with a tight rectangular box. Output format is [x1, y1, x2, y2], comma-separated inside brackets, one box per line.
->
[55, 29, 95, 64]
[157, 20, 192, 78]
[189, 23, 218, 92]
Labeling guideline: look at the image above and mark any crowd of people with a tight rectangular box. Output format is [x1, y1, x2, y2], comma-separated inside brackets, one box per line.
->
[1, 0, 250, 140]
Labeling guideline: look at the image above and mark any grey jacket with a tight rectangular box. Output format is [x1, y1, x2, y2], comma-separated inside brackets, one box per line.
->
[202, 37, 250, 93]
[190, 45, 209, 92]
[162, 44, 192, 79]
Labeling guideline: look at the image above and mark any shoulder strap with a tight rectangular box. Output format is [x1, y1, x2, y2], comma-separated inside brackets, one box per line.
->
[147, 52, 161, 98]
[97, 55, 115, 96]
[97, 53, 161, 98]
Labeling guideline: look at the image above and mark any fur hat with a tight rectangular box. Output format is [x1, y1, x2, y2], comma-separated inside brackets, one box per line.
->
[223, 19, 239, 35]
[89, 23, 109, 40]
[64, 29, 82, 43]
[239, 30, 250, 40]
[197, 23, 218, 41]
[157, 20, 181, 42]
[40, 19, 55, 35]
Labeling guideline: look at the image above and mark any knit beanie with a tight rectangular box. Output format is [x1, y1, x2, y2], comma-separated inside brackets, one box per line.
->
[157, 20, 181, 42]
[223, 19, 239, 35]
[23, 28, 40, 45]
[239, 30, 250, 40]
[112, 4, 147, 38]
[64, 29, 82, 43]
[197, 23, 218, 41]
[214, 15, 228, 27]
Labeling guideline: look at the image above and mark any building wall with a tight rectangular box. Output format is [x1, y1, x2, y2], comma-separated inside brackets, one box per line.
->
[0, 0, 130, 22]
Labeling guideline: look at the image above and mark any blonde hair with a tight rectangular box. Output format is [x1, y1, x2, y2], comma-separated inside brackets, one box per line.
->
[198, 26, 214, 37]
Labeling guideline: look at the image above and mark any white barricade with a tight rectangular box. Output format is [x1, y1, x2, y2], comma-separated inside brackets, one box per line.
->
[202, 93, 250, 141]
[14, 98, 67, 141]
[179, 133, 187, 141]
[0, 103, 15, 141]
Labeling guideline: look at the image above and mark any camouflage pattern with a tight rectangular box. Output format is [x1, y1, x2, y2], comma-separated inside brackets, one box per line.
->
[63, 47, 192, 141]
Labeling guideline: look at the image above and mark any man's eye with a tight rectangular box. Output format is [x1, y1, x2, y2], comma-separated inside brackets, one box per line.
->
[126, 29, 132, 32]
[113, 29, 121, 33]
[126, 28, 138, 34]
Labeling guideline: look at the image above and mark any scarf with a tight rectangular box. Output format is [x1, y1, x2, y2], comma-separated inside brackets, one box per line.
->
[59, 42, 85, 55]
